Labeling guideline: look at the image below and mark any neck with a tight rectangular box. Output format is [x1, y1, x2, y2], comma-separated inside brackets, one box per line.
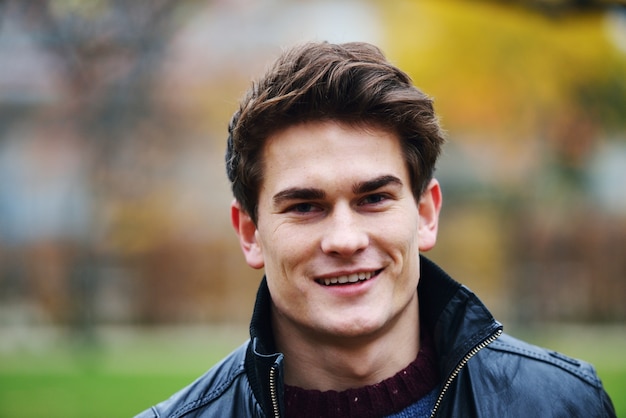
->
[272, 293, 420, 392]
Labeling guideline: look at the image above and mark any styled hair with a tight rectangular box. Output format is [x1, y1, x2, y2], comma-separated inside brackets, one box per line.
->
[226, 41, 445, 223]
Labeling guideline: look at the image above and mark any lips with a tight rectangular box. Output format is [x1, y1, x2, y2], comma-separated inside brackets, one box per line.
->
[315, 269, 381, 286]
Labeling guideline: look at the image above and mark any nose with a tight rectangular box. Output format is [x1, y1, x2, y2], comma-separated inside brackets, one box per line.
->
[320, 204, 369, 257]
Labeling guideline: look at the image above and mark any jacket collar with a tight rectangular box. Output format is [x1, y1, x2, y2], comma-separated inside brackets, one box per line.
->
[245, 274, 283, 416]
[245, 255, 502, 415]
[418, 256, 503, 378]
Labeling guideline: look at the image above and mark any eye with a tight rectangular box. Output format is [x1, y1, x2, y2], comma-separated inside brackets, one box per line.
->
[360, 193, 388, 205]
[288, 202, 321, 213]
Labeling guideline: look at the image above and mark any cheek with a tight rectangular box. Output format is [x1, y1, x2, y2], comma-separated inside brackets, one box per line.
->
[258, 225, 313, 276]
[383, 216, 421, 253]
[379, 218, 422, 278]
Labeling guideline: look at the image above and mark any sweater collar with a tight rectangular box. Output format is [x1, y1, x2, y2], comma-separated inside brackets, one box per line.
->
[282, 330, 439, 417]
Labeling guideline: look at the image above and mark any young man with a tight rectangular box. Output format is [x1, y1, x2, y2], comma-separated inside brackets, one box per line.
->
[137, 42, 615, 417]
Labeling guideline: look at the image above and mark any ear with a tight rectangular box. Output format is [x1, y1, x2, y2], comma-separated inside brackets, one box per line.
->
[417, 179, 442, 252]
[231, 200, 265, 269]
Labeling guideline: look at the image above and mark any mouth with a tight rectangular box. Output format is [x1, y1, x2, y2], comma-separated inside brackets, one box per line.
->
[315, 269, 382, 287]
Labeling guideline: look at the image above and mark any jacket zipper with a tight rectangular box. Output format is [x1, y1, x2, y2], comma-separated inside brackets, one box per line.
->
[269, 364, 280, 418]
[429, 328, 503, 418]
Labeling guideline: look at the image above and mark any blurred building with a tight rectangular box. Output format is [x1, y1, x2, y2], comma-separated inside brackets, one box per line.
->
[0, 0, 624, 329]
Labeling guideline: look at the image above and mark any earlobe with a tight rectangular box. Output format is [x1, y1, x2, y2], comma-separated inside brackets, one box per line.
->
[417, 179, 442, 252]
[231, 200, 265, 269]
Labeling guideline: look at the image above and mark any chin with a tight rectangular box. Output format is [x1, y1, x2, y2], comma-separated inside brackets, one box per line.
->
[320, 316, 387, 339]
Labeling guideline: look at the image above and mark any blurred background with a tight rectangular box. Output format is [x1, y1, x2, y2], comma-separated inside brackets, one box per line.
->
[0, 0, 625, 416]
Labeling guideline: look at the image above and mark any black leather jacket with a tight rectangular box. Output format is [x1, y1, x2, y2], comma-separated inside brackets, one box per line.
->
[136, 257, 615, 417]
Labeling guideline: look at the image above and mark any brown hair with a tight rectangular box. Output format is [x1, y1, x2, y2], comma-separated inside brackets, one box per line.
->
[226, 41, 445, 223]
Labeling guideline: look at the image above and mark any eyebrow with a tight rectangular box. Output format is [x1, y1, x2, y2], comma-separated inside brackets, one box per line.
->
[353, 175, 403, 195]
[272, 187, 326, 206]
[272, 175, 403, 207]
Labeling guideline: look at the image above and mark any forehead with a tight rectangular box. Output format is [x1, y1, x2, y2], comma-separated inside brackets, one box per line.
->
[259, 120, 407, 191]
[263, 120, 402, 156]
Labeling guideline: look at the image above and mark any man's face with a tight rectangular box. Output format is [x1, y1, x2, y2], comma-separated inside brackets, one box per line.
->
[233, 120, 440, 341]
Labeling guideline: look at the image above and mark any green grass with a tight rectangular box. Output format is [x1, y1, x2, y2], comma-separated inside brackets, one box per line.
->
[0, 324, 624, 417]
[0, 374, 195, 418]
[599, 370, 626, 416]
[0, 325, 247, 418]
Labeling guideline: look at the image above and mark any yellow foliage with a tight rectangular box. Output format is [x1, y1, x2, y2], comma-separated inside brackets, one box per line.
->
[377, 0, 619, 138]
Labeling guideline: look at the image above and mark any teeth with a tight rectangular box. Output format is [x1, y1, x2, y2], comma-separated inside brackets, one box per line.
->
[320, 271, 375, 286]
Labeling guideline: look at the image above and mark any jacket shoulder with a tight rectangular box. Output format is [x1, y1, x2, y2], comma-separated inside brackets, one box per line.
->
[462, 332, 616, 417]
[134, 341, 262, 418]
[487, 333, 602, 387]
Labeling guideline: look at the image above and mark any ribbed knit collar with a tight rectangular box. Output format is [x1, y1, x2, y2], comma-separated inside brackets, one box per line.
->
[283, 331, 439, 418]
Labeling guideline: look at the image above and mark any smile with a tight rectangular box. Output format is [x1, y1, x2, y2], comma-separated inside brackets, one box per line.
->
[315, 269, 381, 286]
